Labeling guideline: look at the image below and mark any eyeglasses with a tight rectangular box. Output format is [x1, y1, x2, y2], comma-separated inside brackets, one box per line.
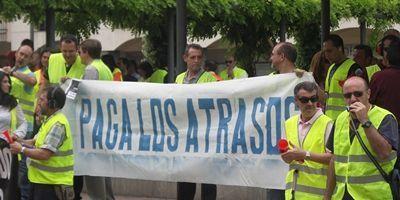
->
[225, 60, 233, 64]
[343, 91, 363, 99]
[297, 95, 318, 104]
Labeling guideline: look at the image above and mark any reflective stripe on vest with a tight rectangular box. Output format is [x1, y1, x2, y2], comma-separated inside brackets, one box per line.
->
[284, 114, 332, 200]
[324, 59, 355, 120]
[28, 112, 74, 185]
[48, 53, 85, 84]
[285, 182, 325, 196]
[333, 106, 396, 200]
[175, 71, 217, 84]
[90, 59, 113, 81]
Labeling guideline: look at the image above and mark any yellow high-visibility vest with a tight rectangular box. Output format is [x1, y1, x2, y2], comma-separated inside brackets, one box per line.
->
[333, 106, 396, 200]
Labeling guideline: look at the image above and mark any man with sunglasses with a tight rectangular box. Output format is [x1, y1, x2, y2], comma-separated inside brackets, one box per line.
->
[323, 34, 368, 121]
[219, 55, 248, 80]
[325, 76, 398, 200]
[281, 81, 333, 200]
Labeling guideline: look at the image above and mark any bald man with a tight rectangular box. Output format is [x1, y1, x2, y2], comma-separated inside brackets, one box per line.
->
[324, 77, 398, 200]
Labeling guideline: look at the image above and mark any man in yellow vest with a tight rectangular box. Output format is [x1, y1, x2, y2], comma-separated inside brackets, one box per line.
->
[219, 55, 248, 80]
[281, 81, 333, 200]
[353, 44, 380, 81]
[78, 39, 114, 200]
[325, 76, 398, 200]
[47, 34, 85, 85]
[2, 44, 37, 199]
[267, 42, 308, 200]
[175, 44, 217, 200]
[323, 34, 368, 121]
[10, 86, 74, 200]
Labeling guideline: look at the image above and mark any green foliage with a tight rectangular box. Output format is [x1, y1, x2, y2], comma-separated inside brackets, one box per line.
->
[2, 0, 400, 74]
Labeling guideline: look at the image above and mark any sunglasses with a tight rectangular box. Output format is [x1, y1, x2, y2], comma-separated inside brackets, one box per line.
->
[297, 95, 318, 104]
[343, 91, 363, 99]
[225, 60, 233, 64]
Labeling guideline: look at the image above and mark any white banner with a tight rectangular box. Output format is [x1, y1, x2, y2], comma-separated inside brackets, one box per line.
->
[62, 73, 314, 189]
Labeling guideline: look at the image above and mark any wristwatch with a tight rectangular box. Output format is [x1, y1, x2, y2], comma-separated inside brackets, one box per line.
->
[20, 146, 26, 154]
[305, 151, 311, 160]
[361, 120, 372, 128]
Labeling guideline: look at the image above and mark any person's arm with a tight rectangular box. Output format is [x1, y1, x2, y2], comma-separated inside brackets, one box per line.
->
[350, 102, 394, 160]
[10, 142, 53, 160]
[324, 156, 336, 200]
[369, 73, 381, 104]
[83, 65, 99, 80]
[2, 66, 37, 86]
[13, 105, 27, 139]
[12, 70, 37, 86]
[281, 141, 332, 165]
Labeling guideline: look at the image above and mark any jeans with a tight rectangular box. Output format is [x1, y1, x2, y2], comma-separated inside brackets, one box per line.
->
[18, 155, 32, 200]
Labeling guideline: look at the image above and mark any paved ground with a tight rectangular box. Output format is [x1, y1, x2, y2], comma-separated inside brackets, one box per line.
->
[81, 194, 173, 200]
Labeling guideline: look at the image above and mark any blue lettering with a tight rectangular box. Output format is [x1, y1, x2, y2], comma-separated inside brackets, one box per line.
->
[250, 97, 265, 154]
[119, 99, 133, 150]
[79, 98, 91, 148]
[216, 98, 232, 153]
[266, 97, 281, 155]
[232, 98, 248, 154]
[138, 99, 151, 151]
[198, 98, 214, 153]
[185, 99, 199, 152]
[92, 99, 104, 149]
[284, 96, 297, 120]
[105, 99, 118, 149]
[165, 99, 179, 152]
[151, 99, 165, 152]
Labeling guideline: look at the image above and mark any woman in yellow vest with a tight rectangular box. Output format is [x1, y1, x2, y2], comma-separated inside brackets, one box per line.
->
[10, 86, 74, 200]
[281, 81, 333, 200]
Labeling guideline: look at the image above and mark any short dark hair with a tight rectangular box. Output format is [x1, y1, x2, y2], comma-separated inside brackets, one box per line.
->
[294, 81, 318, 96]
[80, 39, 102, 59]
[0, 71, 18, 110]
[354, 44, 373, 59]
[184, 44, 203, 56]
[324, 34, 344, 52]
[21, 39, 34, 51]
[277, 42, 297, 63]
[137, 60, 154, 78]
[45, 86, 66, 109]
[60, 34, 79, 47]
[204, 60, 218, 72]
[101, 54, 117, 71]
[387, 40, 400, 68]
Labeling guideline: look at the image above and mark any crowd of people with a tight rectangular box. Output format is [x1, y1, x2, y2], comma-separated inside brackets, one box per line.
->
[0, 28, 399, 200]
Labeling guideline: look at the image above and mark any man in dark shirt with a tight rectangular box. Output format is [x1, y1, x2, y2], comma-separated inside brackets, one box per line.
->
[370, 38, 400, 124]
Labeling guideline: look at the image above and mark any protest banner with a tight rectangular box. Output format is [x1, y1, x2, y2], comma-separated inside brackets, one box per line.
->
[63, 73, 314, 189]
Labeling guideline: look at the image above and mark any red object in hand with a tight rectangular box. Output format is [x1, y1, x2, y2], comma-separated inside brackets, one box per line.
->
[2, 130, 13, 143]
[278, 139, 289, 153]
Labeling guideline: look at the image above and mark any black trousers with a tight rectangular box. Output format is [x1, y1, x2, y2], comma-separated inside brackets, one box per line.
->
[73, 176, 83, 200]
[30, 183, 58, 200]
[177, 182, 216, 200]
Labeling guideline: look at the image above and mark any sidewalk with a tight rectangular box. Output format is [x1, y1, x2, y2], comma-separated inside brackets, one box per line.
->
[81, 194, 173, 200]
